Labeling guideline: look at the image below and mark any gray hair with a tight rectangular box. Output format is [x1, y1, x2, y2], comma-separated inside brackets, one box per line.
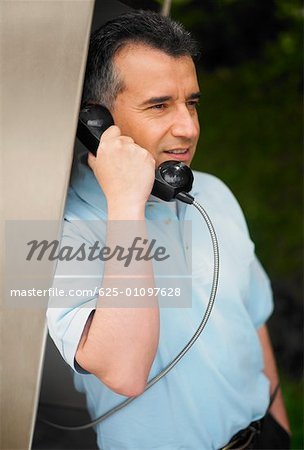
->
[82, 10, 199, 109]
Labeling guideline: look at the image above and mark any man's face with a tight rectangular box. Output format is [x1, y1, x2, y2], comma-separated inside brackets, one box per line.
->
[111, 44, 200, 167]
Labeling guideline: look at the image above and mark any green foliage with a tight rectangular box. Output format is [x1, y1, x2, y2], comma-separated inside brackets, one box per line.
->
[170, 0, 288, 69]
[192, 58, 302, 284]
[281, 377, 304, 449]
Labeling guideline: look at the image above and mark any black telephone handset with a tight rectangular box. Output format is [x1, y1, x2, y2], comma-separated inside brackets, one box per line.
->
[77, 105, 194, 202]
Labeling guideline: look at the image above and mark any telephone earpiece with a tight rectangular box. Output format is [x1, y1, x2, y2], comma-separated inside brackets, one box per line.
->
[77, 104, 114, 156]
[77, 104, 193, 200]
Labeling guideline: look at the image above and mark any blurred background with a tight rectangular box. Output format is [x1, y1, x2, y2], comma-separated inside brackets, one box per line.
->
[33, 0, 303, 448]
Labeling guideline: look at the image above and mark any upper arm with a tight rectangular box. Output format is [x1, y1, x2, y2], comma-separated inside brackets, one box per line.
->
[47, 219, 105, 372]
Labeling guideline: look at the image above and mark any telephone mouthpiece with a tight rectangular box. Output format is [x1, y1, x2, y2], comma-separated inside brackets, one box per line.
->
[151, 161, 194, 201]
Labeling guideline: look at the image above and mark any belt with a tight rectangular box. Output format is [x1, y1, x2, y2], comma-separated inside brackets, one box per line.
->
[220, 419, 262, 450]
[220, 384, 279, 450]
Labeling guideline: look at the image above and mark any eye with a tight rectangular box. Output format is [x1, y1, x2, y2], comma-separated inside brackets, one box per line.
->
[186, 100, 199, 110]
[150, 103, 167, 110]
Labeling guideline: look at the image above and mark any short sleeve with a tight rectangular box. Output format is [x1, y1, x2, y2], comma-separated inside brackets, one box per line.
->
[47, 301, 96, 373]
[245, 256, 274, 328]
[47, 218, 106, 372]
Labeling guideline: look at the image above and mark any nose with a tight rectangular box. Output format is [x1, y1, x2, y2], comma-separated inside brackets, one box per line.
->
[170, 105, 199, 141]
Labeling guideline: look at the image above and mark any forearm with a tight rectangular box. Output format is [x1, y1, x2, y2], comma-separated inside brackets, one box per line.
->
[76, 207, 160, 397]
[258, 324, 290, 434]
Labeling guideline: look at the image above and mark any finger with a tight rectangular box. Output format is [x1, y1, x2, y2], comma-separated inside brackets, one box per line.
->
[100, 125, 121, 142]
[132, 143, 155, 162]
[119, 136, 134, 144]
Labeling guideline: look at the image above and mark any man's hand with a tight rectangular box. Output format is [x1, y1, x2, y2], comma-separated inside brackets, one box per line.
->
[87, 126, 155, 217]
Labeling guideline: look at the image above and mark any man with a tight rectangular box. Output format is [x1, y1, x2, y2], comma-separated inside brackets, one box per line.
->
[47, 10, 290, 449]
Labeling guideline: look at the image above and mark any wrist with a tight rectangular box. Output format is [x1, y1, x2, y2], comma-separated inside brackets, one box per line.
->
[107, 202, 146, 220]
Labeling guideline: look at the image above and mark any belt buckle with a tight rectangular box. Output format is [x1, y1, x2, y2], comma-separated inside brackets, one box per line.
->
[221, 420, 261, 450]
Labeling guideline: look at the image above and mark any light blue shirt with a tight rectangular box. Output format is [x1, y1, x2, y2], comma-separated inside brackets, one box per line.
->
[47, 152, 273, 450]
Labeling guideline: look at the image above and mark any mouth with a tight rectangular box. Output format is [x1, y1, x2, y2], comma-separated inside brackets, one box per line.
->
[163, 148, 191, 162]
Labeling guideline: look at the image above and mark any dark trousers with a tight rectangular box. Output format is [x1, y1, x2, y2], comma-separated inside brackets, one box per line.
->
[221, 413, 291, 449]
[253, 413, 291, 449]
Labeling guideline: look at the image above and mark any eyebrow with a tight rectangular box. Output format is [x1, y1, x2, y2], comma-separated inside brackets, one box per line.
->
[139, 91, 201, 107]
